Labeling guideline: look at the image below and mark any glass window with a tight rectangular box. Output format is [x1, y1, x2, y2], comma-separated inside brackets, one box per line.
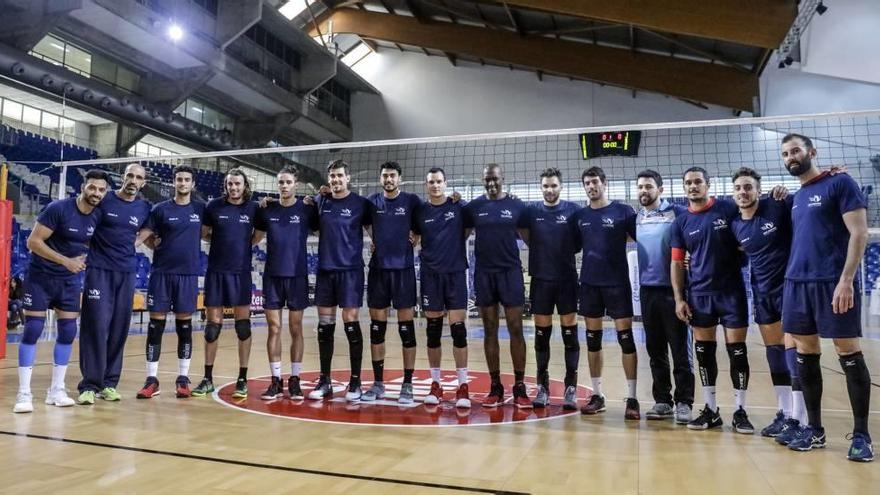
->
[21, 105, 41, 127]
[90, 53, 116, 84]
[41, 112, 60, 131]
[116, 66, 139, 92]
[65, 44, 92, 76]
[202, 106, 220, 129]
[32, 35, 66, 64]
[2, 99, 22, 122]
[135, 142, 149, 157]
[186, 100, 203, 124]
[61, 118, 76, 137]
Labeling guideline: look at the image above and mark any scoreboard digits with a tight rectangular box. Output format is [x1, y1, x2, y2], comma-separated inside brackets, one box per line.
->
[579, 130, 641, 159]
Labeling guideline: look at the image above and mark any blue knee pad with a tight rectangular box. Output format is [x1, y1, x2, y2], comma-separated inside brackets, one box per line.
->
[54, 318, 77, 366]
[19, 316, 46, 367]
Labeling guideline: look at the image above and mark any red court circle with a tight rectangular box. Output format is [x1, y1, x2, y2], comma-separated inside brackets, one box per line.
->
[214, 370, 593, 427]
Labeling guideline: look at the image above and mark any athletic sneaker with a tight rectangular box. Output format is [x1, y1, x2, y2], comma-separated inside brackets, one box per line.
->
[687, 405, 723, 430]
[580, 394, 606, 415]
[512, 382, 532, 409]
[846, 432, 874, 462]
[191, 378, 215, 397]
[288, 376, 304, 399]
[455, 383, 471, 408]
[532, 385, 550, 408]
[45, 388, 75, 407]
[98, 387, 121, 401]
[646, 403, 674, 420]
[260, 377, 283, 400]
[13, 392, 33, 413]
[624, 398, 641, 420]
[136, 377, 160, 399]
[674, 403, 693, 424]
[361, 382, 386, 402]
[232, 378, 248, 399]
[732, 407, 755, 434]
[425, 381, 443, 405]
[788, 425, 826, 451]
[562, 386, 578, 411]
[175, 376, 191, 398]
[775, 419, 803, 446]
[482, 382, 504, 408]
[760, 410, 786, 437]
[308, 376, 333, 400]
[398, 383, 414, 404]
[76, 390, 96, 405]
[345, 380, 362, 402]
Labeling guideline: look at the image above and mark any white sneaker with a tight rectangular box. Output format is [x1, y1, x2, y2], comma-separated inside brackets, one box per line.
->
[13, 392, 34, 413]
[344, 382, 362, 402]
[45, 388, 76, 407]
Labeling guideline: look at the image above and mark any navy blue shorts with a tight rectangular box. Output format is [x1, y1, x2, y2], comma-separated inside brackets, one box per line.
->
[204, 271, 252, 308]
[474, 269, 525, 308]
[783, 280, 862, 338]
[315, 269, 364, 308]
[752, 285, 783, 325]
[530, 277, 578, 315]
[23, 271, 81, 312]
[420, 269, 468, 312]
[578, 283, 633, 319]
[368, 267, 417, 309]
[147, 273, 198, 314]
[263, 275, 309, 311]
[688, 290, 748, 329]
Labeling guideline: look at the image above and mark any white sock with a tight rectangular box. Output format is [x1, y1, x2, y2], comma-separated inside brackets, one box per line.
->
[704, 386, 717, 410]
[179, 358, 191, 377]
[626, 379, 637, 399]
[147, 361, 159, 378]
[50, 364, 68, 391]
[792, 390, 807, 424]
[291, 362, 302, 377]
[775, 385, 793, 418]
[270, 361, 282, 378]
[591, 377, 603, 397]
[457, 368, 468, 385]
[18, 366, 33, 395]
[430, 368, 441, 383]
[734, 388, 747, 410]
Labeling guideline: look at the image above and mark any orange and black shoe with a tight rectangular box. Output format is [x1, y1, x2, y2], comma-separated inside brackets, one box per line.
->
[175, 376, 191, 398]
[455, 383, 471, 408]
[482, 382, 504, 408]
[513, 382, 532, 409]
[136, 377, 160, 399]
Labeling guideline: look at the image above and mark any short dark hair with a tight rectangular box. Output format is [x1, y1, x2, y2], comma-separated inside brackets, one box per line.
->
[682, 166, 709, 182]
[427, 167, 446, 180]
[172, 165, 196, 179]
[380, 161, 402, 175]
[581, 166, 606, 183]
[278, 165, 298, 178]
[327, 159, 349, 174]
[540, 167, 562, 180]
[731, 167, 761, 182]
[84, 169, 111, 184]
[484, 163, 502, 173]
[636, 169, 663, 188]
[782, 133, 814, 149]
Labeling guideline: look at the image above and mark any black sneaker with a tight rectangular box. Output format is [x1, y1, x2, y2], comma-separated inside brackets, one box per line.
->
[232, 377, 248, 399]
[580, 394, 606, 415]
[760, 410, 786, 437]
[288, 376, 304, 399]
[260, 377, 283, 400]
[687, 405, 723, 430]
[732, 407, 755, 434]
[624, 398, 641, 420]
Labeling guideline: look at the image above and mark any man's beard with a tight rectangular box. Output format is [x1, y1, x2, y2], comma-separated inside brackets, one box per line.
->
[786, 156, 812, 177]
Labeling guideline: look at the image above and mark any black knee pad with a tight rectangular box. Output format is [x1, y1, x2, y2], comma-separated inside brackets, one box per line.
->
[534, 326, 552, 352]
[204, 322, 221, 343]
[561, 325, 579, 348]
[450, 321, 467, 348]
[586, 330, 603, 352]
[344, 322, 363, 345]
[370, 320, 387, 344]
[176, 319, 193, 360]
[234, 319, 251, 341]
[426, 317, 443, 349]
[617, 328, 636, 354]
[317, 323, 336, 343]
[398, 321, 417, 348]
[147, 318, 165, 345]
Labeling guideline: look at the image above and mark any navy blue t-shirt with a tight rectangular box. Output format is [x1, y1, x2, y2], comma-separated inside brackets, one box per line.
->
[30, 197, 100, 278]
[317, 192, 371, 271]
[414, 198, 468, 273]
[463, 195, 528, 272]
[526, 200, 582, 281]
[203, 198, 258, 274]
[146, 199, 205, 275]
[786, 172, 867, 282]
[670, 198, 744, 295]
[89, 192, 151, 273]
[731, 197, 792, 294]
[573, 201, 636, 286]
[368, 191, 422, 269]
[254, 199, 317, 277]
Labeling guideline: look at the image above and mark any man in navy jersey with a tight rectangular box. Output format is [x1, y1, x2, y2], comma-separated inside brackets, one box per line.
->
[252, 166, 317, 400]
[635, 170, 695, 424]
[361, 162, 422, 404]
[77, 163, 151, 405]
[520, 168, 581, 410]
[13, 170, 109, 413]
[414, 167, 472, 408]
[573, 166, 640, 419]
[779, 133, 872, 461]
[463, 163, 531, 408]
[730, 167, 807, 439]
[308, 159, 372, 402]
[135, 165, 204, 399]
[670, 166, 754, 433]
[192, 168, 258, 399]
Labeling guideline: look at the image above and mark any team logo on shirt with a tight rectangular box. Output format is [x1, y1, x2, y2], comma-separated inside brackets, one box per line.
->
[68, 227, 79, 233]
[808, 195, 822, 207]
[422, 294, 430, 306]
[290, 215, 301, 223]
[219, 215, 229, 219]
[761, 222, 777, 235]
[189, 213, 200, 222]
[87, 289, 101, 300]
[444, 211, 456, 221]
[500, 209, 512, 219]
[129, 216, 140, 227]
[601, 217, 614, 228]
[169, 216, 179, 222]
[86, 226, 95, 236]
[147, 294, 154, 307]
[107, 212, 118, 218]
[394, 207, 406, 216]
[712, 218, 728, 230]
[556, 215, 568, 224]
[340, 208, 352, 217]
[239, 214, 250, 223]
[23, 293, 32, 306]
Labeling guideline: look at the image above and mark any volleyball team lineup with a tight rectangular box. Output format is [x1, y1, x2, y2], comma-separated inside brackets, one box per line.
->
[13, 132, 874, 463]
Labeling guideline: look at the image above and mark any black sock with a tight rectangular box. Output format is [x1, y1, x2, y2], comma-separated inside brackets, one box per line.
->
[514, 370, 524, 384]
[840, 352, 871, 435]
[490, 371, 501, 384]
[372, 359, 385, 382]
[204, 364, 213, 381]
[404, 368, 414, 384]
[562, 325, 579, 388]
[317, 323, 335, 376]
[694, 341, 718, 386]
[726, 342, 750, 390]
[534, 325, 552, 387]
[798, 353, 824, 429]
[238, 367, 247, 381]
[344, 322, 363, 381]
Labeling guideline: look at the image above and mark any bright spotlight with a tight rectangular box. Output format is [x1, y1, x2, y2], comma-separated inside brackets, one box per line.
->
[168, 24, 184, 41]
